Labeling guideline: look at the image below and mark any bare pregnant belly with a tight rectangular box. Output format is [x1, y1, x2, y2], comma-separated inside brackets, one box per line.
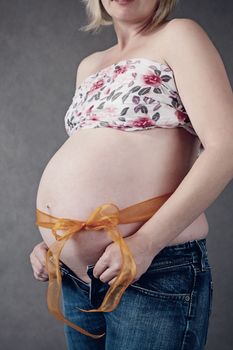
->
[36, 127, 209, 282]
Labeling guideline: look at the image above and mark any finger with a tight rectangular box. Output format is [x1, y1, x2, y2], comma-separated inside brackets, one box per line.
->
[33, 265, 49, 278]
[34, 266, 48, 279]
[35, 249, 48, 268]
[107, 276, 118, 286]
[33, 271, 49, 281]
[30, 254, 48, 281]
[30, 250, 46, 270]
[31, 256, 48, 278]
[40, 241, 48, 249]
[29, 254, 39, 271]
[93, 258, 109, 279]
[30, 254, 43, 271]
[98, 268, 116, 284]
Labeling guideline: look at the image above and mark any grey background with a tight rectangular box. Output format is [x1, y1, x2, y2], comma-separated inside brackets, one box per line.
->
[0, 0, 232, 349]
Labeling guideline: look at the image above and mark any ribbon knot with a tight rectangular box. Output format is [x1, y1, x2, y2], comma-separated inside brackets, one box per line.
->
[84, 203, 120, 231]
[50, 203, 120, 241]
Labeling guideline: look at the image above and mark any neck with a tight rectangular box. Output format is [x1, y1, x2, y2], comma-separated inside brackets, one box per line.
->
[112, 19, 147, 52]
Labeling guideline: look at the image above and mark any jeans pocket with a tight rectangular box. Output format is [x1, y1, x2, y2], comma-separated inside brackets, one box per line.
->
[129, 261, 194, 302]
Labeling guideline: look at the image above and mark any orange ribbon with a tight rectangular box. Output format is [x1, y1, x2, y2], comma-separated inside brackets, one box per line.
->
[35, 191, 173, 339]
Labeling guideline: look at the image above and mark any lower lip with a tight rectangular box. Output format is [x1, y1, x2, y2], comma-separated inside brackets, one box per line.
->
[114, 0, 134, 5]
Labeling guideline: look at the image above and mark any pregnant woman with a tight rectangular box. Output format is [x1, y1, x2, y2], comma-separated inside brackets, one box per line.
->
[30, 0, 233, 349]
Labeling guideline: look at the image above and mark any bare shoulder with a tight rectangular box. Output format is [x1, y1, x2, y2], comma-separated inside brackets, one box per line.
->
[165, 17, 205, 32]
[163, 18, 220, 69]
[75, 51, 102, 88]
[161, 18, 233, 151]
[164, 17, 209, 41]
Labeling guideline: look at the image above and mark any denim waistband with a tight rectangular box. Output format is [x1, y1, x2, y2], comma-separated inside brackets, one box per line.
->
[148, 238, 209, 272]
[154, 238, 207, 255]
[60, 238, 209, 280]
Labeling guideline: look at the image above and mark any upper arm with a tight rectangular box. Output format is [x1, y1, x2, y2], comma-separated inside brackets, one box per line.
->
[164, 18, 233, 150]
[75, 51, 100, 89]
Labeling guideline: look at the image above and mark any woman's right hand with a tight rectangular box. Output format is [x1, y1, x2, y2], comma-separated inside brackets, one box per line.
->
[29, 241, 49, 281]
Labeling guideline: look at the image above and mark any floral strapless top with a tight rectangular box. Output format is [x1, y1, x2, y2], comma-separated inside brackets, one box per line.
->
[64, 57, 203, 153]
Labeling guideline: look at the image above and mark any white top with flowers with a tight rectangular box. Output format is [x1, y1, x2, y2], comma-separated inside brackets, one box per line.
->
[64, 57, 203, 153]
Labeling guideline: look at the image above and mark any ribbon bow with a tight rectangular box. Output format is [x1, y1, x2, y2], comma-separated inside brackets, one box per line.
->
[36, 203, 137, 339]
[35, 191, 173, 339]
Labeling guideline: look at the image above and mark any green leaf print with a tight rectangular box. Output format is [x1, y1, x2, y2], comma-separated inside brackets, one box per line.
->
[122, 93, 130, 103]
[99, 121, 109, 126]
[107, 90, 115, 101]
[112, 92, 123, 101]
[96, 102, 105, 109]
[130, 86, 141, 93]
[161, 75, 172, 82]
[153, 87, 162, 94]
[152, 112, 160, 121]
[138, 87, 151, 95]
[120, 107, 129, 116]
[141, 105, 148, 113]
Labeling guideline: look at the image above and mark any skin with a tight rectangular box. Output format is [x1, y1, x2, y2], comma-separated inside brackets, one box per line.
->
[30, 241, 48, 281]
[30, 0, 233, 285]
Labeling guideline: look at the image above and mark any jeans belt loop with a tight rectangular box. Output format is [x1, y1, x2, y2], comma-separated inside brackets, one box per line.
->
[194, 239, 206, 272]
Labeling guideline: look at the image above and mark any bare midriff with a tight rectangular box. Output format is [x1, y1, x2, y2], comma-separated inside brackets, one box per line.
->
[36, 126, 209, 285]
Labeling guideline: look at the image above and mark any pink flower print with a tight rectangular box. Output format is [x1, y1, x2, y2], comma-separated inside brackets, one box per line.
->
[116, 125, 125, 130]
[115, 65, 128, 75]
[89, 79, 105, 93]
[131, 116, 156, 128]
[105, 88, 111, 95]
[175, 109, 188, 123]
[112, 64, 129, 80]
[170, 90, 180, 100]
[86, 104, 94, 113]
[89, 113, 99, 121]
[75, 111, 82, 117]
[143, 72, 162, 87]
[104, 106, 118, 118]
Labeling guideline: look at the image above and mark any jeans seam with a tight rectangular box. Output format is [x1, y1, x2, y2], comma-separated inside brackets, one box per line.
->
[129, 283, 191, 300]
[209, 280, 214, 317]
[181, 262, 197, 350]
[149, 260, 194, 272]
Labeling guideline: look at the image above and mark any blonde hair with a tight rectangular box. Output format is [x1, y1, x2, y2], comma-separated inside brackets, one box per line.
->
[79, 0, 179, 35]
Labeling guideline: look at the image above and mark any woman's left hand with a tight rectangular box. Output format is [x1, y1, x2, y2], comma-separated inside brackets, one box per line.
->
[92, 233, 158, 286]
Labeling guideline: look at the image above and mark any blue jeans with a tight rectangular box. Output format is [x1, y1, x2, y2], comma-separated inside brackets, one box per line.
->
[60, 238, 213, 350]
